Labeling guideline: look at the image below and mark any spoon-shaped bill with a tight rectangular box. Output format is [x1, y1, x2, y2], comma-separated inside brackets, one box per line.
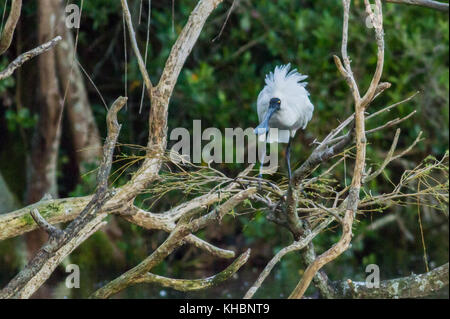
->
[254, 103, 280, 135]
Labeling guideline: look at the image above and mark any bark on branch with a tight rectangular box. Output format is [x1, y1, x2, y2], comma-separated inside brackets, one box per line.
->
[0, 0, 22, 55]
[0, 97, 126, 299]
[0, 36, 61, 80]
[289, 0, 385, 299]
[134, 249, 251, 292]
[334, 263, 449, 298]
[385, 0, 449, 11]
[90, 188, 256, 299]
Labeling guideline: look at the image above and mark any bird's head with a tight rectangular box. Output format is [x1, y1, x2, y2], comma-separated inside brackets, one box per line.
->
[254, 97, 281, 135]
[269, 97, 282, 109]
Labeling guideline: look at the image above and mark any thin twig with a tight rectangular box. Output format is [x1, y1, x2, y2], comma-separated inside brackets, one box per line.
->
[0, 0, 21, 55]
[0, 36, 61, 80]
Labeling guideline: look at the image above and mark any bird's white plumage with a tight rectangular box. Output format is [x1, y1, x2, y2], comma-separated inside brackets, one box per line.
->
[256, 64, 314, 143]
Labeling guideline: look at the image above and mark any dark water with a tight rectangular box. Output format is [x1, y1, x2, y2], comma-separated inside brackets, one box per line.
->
[45, 266, 449, 299]
[46, 266, 292, 299]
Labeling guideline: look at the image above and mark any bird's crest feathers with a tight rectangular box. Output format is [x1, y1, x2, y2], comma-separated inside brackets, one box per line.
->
[264, 63, 309, 94]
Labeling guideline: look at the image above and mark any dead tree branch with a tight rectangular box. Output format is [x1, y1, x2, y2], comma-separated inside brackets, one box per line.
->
[0, 97, 126, 299]
[120, 0, 153, 96]
[0, 0, 22, 55]
[334, 263, 449, 298]
[134, 249, 250, 291]
[244, 217, 334, 299]
[385, 0, 449, 11]
[289, 0, 385, 299]
[90, 188, 256, 299]
[0, 36, 61, 80]
[114, 0, 224, 201]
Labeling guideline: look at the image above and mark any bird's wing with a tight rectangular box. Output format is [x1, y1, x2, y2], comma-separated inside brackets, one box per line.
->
[302, 97, 314, 129]
[301, 97, 314, 129]
[256, 86, 270, 122]
[287, 87, 314, 131]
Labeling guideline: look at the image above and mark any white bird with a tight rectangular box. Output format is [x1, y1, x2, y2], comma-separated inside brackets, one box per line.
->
[254, 64, 314, 180]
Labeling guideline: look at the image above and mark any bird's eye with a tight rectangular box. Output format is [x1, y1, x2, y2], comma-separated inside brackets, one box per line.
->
[277, 100, 281, 104]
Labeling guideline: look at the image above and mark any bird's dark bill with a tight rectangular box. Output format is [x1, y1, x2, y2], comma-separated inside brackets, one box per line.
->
[254, 103, 279, 135]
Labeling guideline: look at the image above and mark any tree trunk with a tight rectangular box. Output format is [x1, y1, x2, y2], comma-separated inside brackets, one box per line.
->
[54, 0, 102, 173]
[0, 172, 20, 213]
[25, 0, 63, 275]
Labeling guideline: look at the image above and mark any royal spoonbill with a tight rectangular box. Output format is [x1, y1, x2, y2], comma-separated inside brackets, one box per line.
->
[254, 64, 314, 181]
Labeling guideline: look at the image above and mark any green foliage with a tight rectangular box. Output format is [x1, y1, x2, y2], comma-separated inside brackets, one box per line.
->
[82, 0, 121, 30]
[0, 59, 14, 92]
[0, 0, 448, 298]
[4, 107, 37, 132]
[69, 162, 99, 197]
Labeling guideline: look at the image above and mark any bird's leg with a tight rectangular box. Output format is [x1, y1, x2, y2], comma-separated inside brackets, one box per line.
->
[286, 137, 292, 183]
[258, 149, 266, 190]
[285, 137, 307, 196]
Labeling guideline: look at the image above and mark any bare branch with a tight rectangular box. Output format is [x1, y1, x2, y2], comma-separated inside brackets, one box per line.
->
[361, 0, 385, 107]
[0, 97, 126, 299]
[123, 206, 236, 259]
[364, 130, 424, 183]
[284, 121, 354, 239]
[289, 0, 385, 299]
[335, 0, 361, 102]
[385, 0, 449, 11]
[244, 217, 334, 299]
[0, 36, 61, 80]
[364, 128, 401, 183]
[114, 0, 224, 201]
[13, 214, 107, 299]
[29, 209, 62, 238]
[120, 0, 153, 96]
[135, 249, 250, 291]
[367, 110, 416, 134]
[0, 197, 90, 241]
[334, 263, 449, 298]
[90, 188, 255, 299]
[0, 0, 22, 55]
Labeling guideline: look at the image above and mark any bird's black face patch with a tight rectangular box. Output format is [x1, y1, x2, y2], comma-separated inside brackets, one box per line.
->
[254, 97, 281, 135]
[270, 97, 281, 106]
[269, 97, 281, 112]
